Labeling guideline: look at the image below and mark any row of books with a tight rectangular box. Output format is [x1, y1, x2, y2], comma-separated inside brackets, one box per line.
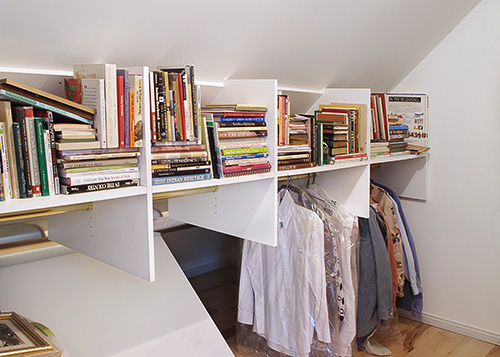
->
[370, 93, 429, 157]
[147, 65, 211, 185]
[0, 100, 140, 200]
[277, 97, 368, 170]
[69, 64, 144, 149]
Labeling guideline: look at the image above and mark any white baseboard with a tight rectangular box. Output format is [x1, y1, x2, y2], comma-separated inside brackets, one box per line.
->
[398, 309, 500, 345]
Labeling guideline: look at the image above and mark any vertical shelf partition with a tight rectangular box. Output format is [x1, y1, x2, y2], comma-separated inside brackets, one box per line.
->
[168, 79, 279, 246]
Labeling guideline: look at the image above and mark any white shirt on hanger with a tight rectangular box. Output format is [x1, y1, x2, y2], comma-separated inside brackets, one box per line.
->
[238, 189, 330, 356]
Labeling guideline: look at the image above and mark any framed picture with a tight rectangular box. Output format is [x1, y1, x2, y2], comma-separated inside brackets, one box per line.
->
[0, 312, 54, 356]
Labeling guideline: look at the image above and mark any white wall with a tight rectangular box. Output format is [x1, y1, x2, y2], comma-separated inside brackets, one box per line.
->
[393, 0, 500, 338]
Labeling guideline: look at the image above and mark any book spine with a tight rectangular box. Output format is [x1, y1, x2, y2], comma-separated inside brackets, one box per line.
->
[0, 102, 19, 198]
[0, 123, 11, 200]
[162, 71, 173, 142]
[133, 75, 143, 147]
[14, 110, 34, 197]
[221, 153, 269, 160]
[61, 179, 139, 194]
[59, 171, 140, 185]
[25, 115, 41, 197]
[149, 71, 157, 142]
[129, 89, 135, 147]
[43, 130, 55, 195]
[59, 158, 138, 169]
[154, 71, 167, 142]
[11, 123, 27, 198]
[151, 172, 212, 185]
[221, 146, 269, 156]
[151, 157, 208, 165]
[117, 70, 130, 147]
[40, 111, 60, 194]
[82, 78, 107, 149]
[116, 75, 125, 148]
[34, 117, 49, 196]
[152, 167, 210, 178]
[150, 151, 208, 160]
[59, 167, 138, 178]
[277, 162, 315, 171]
[151, 160, 210, 169]
[150, 144, 206, 152]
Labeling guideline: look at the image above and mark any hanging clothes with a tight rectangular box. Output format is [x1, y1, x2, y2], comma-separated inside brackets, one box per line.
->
[370, 183, 406, 299]
[371, 179, 423, 318]
[238, 188, 330, 357]
[307, 183, 359, 357]
[356, 208, 394, 342]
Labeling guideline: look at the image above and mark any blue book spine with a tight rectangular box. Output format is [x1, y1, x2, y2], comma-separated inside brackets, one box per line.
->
[152, 172, 212, 185]
[221, 153, 269, 160]
[216, 116, 265, 123]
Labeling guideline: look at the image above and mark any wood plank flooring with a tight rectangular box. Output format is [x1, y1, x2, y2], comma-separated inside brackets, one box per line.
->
[189, 266, 499, 356]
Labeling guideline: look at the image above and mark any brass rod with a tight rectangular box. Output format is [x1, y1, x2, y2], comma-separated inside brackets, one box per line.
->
[153, 186, 219, 200]
[0, 202, 94, 223]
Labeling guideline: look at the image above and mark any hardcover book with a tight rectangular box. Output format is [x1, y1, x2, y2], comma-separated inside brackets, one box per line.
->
[0, 101, 19, 198]
[82, 78, 107, 148]
[0, 78, 95, 123]
[73, 63, 119, 148]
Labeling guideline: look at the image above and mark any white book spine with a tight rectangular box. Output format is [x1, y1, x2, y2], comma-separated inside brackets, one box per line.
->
[43, 130, 55, 195]
[25, 117, 41, 197]
[73, 63, 118, 148]
[82, 78, 107, 149]
[0, 123, 11, 200]
[60, 171, 140, 185]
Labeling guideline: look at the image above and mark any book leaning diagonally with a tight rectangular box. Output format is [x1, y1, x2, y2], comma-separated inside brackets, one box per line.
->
[73, 64, 119, 148]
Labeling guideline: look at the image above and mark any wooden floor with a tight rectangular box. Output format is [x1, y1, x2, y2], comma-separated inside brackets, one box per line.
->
[189, 266, 500, 357]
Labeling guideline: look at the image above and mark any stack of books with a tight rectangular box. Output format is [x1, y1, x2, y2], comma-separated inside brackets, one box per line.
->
[277, 114, 314, 171]
[56, 147, 141, 194]
[388, 124, 409, 154]
[54, 123, 100, 151]
[370, 141, 390, 157]
[148, 65, 212, 185]
[314, 103, 367, 165]
[202, 104, 271, 178]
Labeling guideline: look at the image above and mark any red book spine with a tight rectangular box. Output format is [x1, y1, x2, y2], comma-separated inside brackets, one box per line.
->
[177, 73, 186, 141]
[117, 75, 125, 148]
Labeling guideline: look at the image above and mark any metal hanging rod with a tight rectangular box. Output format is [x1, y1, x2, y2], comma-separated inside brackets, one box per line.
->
[0, 202, 94, 223]
[153, 186, 219, 200]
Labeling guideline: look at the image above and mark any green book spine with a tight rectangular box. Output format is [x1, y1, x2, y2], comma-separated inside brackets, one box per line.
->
[11, 122, 27, 198]
[34, 117, 49, 196]
[221, 146, 269, 156]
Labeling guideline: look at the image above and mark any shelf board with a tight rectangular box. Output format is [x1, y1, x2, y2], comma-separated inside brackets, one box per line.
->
[277, 160, 369, 178]
[0, 186, 147, 215]
[151, 172, 275, 194]
[370, 153, 428, 165]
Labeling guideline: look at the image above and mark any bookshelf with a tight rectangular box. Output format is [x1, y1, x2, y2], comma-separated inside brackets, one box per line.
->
[0, 68, 428, 282]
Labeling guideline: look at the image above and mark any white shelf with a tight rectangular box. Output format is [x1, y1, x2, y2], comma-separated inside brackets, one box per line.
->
[0, 69, 428, 280]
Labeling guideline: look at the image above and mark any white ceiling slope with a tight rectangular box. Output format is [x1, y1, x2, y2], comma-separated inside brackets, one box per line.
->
[0, 0, 480, 92]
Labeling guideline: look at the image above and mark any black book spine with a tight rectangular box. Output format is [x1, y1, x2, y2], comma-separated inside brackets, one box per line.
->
[61, 179, 138, 194]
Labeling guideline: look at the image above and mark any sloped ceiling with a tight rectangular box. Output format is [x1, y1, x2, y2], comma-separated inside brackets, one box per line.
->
[0, 0, 480, 92]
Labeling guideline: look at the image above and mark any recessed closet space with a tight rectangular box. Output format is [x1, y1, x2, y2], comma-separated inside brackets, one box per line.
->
[154, 198, 242, 340]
